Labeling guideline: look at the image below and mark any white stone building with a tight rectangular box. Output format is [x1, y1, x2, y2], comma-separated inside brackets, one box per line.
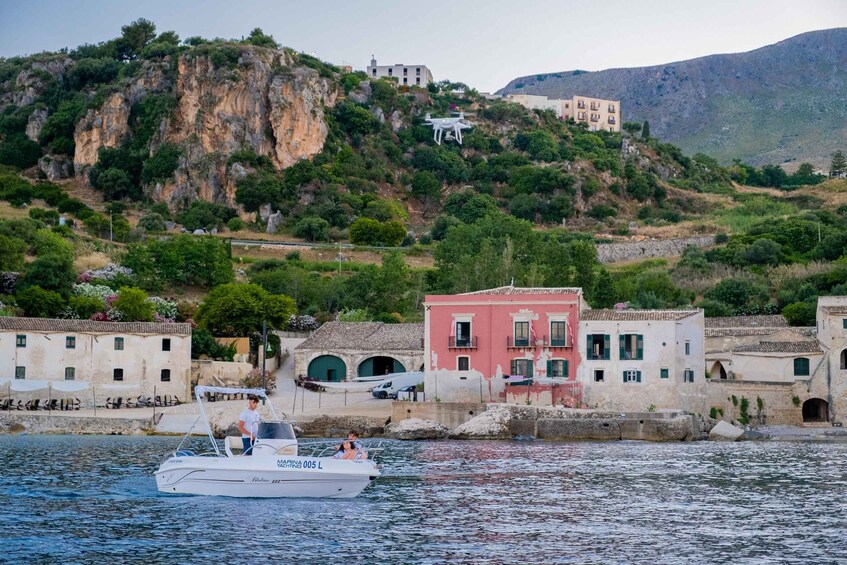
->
[0, 318, 192, 402]
[366, 57, 433, 87]
[504, 93, 621, 132]
[294, 322, 424, 382]
[578, 309, 706, 413]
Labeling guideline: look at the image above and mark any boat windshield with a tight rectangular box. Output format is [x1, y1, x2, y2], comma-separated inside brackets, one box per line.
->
[257, 422, 296, 440]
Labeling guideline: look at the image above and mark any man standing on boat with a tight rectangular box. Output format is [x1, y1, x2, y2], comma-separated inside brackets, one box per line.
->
[237, 394, 261, 455]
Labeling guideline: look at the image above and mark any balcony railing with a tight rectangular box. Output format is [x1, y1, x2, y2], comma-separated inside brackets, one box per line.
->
[590, 103, 599, 110]
[543, 335, 571, 348]
[577, 102, 586, 109]
[448, 336, 478, 349]
[608, 117, 616, 124]
[608, 105, 616, 113]
[507, 337, 540, 349]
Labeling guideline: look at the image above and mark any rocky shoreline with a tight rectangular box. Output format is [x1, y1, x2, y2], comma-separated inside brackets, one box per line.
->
[3, 407, 846, 443]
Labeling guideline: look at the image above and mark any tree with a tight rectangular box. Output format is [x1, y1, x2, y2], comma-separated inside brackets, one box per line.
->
[292, 216, 329, 242]
[191, 327, 236, 360]
[622, 122, 642, 135]
[235, 172, 282, 215]
[20, 254, 76, 296]
[569, 240, 597, 298]
[15, 286, 65, 317]
[113, 287, 154, 322]
[509, 193, 538, 221]
[704, 279, 767, 309]
[442, 192, 498, 224]
[138, 213, 167, 233]
[92, 167, 135, 200]
[333, 101, 379, 135]
[641, 121, 650, 140]
[244, 28, 278, 48]
[592, 268, 617, 308]
[410, 171, 441, 200]
[744, 238, 782, 265]
[0, 134, 42, 169]
[782, 301, 817, 326]
[831, 150, 846, 178]
[696, 299, 733, 318]
[0, 234, 26, 271]
[195, 283, 296, 336]
[116, 18, 157, 60]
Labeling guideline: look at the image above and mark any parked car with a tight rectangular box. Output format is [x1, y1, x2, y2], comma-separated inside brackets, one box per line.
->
[391, 385, 418, 400]
[370, 372, 424, 399]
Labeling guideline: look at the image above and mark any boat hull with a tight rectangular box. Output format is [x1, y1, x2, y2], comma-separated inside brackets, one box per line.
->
[155, 455, 380, 498]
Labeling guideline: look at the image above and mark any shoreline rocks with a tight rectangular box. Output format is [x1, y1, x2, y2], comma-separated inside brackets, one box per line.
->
[386, 418, 449, 440]
[709, 420, 745, 442]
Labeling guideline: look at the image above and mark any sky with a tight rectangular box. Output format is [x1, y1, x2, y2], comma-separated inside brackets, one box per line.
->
[1, 0, 846, 92]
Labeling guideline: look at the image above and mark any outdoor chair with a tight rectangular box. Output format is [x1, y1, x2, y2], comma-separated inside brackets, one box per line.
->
[154, 395, 163, 407]
[125, 397, 137, 408]
[0, 399, 9, 410]
[170, 395, 182, 406]
[12, 400, 23, 410]
[25, 399, 40, 411]
[44, 399, 58, 411]
[106, 397, 123, 409]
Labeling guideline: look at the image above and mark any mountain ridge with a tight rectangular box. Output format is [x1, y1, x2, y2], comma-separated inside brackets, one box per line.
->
[497, 28, 847, 169]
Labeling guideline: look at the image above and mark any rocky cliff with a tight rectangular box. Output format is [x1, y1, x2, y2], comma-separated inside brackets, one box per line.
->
[68, 45, 337, 208]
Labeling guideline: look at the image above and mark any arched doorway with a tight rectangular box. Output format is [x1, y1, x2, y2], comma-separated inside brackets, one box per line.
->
[710, 361, 728, 380]
[307, 355, 347, 382]
[841, 349, 847, 370]
[358, 356, 406, 378]
[802, 398, 829, 423]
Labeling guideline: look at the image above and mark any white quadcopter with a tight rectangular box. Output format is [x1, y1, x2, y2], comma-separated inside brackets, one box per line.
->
[424, 112, 473, 145]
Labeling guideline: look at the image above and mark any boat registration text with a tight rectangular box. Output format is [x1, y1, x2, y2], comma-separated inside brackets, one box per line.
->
[277, 459, 323, 470]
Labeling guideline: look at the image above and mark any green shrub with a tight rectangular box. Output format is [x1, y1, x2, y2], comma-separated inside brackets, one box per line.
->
[140, 142, 181, 184]
[227, 217, 247, 232]
[292, 216, 329, 241]
[0, 134, 42, 169]
[138, 212, 167, 233]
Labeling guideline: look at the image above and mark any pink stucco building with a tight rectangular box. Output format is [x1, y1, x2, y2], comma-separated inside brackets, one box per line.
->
[424, 287, 586, 382]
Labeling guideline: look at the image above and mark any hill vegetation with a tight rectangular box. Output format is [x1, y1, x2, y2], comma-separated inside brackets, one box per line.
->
[2, 20, 847, 338]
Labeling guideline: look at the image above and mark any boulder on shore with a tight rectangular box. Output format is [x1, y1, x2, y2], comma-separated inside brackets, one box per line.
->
[387, 418, 449, 440]
[709, 420, 745, 442]
[450, 406, 512, 439]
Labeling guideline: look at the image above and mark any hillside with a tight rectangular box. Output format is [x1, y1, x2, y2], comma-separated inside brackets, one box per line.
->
[497, 28, 847, 170]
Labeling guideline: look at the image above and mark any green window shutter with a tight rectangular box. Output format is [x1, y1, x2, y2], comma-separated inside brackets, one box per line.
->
[636, 335, 643, 360]
[528, 360, 534, 377]
[546, 360, 552, 377]
[636, 371, 642, 383]
[619, 335, 626, 360]
[603, 335, 610, 360]
[622, 371, 627, 383]
[563, 360, 569, 379]
[660, 368, 669, 379]
[587, 336, 592, 358]
[511, 360, 516, 375]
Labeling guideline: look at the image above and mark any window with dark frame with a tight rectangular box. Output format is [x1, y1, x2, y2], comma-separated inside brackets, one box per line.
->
[620, 334, 643, 360]
[548, 359, 567, 378]
[161, 369, 171, 382]
[16, 335, 25, 347]
[623, 369, 641, 383]
[457, 357, 469, 371]
[15, 366, 25, 379]
[114, 337, 124, 351]
[511, 359, 533, 378]
[113, 368, 124, 381]
[594, 369, 604, 382]
[162, 338, 171, 352]
[587, 334, 610, 360]
[794, 357, 810, 376]
[66, 336, 76, 349]
[660, 367, 669, 379]
[65, 367, 75, 380]
[514, 321, 530, 347]
[550, 321, 566, 346]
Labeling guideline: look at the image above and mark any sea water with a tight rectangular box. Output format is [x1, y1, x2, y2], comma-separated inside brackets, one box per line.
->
[0, 435, 845, 563]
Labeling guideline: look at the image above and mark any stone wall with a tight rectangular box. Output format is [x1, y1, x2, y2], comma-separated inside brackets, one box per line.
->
[597, 236, 715, 264]
[192, 360, 254, 387]
[392, 401, 488, 429]
[705, 380, 805, 425]
[0, 413, 150, 435]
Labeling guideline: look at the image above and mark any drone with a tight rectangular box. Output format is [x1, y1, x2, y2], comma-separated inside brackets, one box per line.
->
[424, 112, 473, 145]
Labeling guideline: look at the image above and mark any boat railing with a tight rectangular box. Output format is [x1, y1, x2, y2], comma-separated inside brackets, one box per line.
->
[298, 439, 387, 462]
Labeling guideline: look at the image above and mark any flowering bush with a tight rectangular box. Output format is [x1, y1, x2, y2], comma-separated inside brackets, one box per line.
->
[106, 308, 124, 321]
[286, 314, 319, 332]
[89, 312, 109, 321]
[242, 368, 276, 392]
[79, 264, 134, 282]
[72, 283, 114, 302]
[148, 296, 178, 322]
[57, 306, 80, 319]
[614, 302, 630, 310]
[0, 272, 18, 295]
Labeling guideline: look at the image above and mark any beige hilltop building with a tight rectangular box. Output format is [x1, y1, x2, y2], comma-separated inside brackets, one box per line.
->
[366, 57, 433, 87]
[505, 93, 620, 132]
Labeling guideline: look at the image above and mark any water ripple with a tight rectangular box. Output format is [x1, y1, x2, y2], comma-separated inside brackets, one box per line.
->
[0, 436, 845, 563]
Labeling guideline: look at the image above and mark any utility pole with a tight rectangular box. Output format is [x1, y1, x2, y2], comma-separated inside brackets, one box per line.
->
[261, 319, 268, 401]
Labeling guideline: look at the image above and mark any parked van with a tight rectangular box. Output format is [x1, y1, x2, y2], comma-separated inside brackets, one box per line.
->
[370, 372, 424, 399]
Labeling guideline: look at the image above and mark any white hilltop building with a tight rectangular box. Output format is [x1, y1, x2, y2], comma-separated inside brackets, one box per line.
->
[366, 57, 433, 87]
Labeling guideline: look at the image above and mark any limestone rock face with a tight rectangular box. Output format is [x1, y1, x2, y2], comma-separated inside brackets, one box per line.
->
[387, 418, 449, 440]
[709, 420, 745, 442]
[73, 93, 131, 174]
[26, 108, 48, 141]
[38, 155, 72, 181]
[266, 210, 284, 234]
[156, 48, 337, 208]
[450, 406, 512, 439]
[8, 58, 73, 107]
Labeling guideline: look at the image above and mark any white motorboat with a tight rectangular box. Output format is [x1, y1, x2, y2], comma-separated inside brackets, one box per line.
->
[154, 386, 381, 498]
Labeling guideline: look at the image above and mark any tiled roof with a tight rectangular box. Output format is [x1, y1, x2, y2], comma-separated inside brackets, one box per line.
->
[0, 317, 191, 335]
[705, 315, 788, 328]
[461, 286, 582, 296]
[295, 322, 424, 351]
[732, 341, 822, 354]
[580, 309, 701, 322]
[706, 327, 816, 338]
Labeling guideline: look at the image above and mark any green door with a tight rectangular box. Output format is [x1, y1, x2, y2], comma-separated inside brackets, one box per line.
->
[308, 355, 347, 382]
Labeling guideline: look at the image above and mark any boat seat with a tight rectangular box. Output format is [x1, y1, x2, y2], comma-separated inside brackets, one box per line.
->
[225, 436, 245, 457]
